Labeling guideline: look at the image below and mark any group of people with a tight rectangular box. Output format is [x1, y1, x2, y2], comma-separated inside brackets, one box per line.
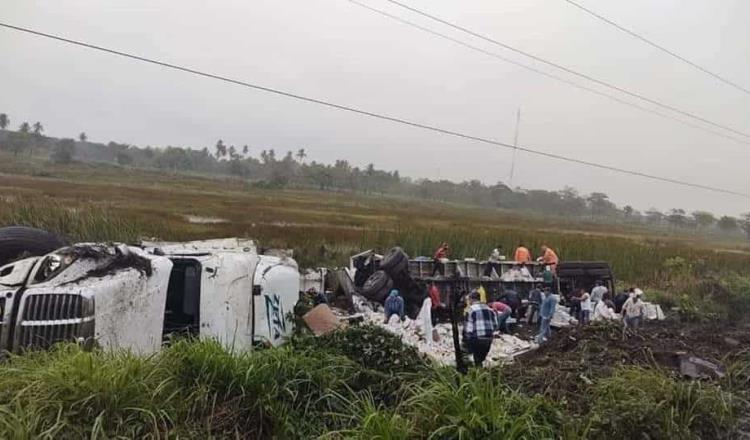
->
[565, 282, 648, 330]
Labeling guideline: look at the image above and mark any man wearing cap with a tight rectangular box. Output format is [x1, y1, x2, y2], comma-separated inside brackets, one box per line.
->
[384, 289, 405, 323]
[463, 289, 498, 366]
[621, 289, 646, 330]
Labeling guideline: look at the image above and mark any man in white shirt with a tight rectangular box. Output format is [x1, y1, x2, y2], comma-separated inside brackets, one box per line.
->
[622, 291, 646, 329]
[590, 280, 608, 310]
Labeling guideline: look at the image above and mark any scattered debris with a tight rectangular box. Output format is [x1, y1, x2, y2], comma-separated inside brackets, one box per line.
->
[679, 355, 725, 379]
[353, 294, 534, 367]
[303, 304, 344, 336]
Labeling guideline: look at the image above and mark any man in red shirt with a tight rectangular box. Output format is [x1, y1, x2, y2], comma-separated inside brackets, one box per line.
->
[490, 300, 512, 333]
[431, 242, 450, 277]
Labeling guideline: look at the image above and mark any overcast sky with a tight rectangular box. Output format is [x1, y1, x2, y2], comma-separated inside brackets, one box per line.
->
[2, 0, 749, 216]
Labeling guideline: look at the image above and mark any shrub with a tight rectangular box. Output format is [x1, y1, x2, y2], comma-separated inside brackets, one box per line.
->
[587, 367, 737, 440]
[403, 368, 564, 439]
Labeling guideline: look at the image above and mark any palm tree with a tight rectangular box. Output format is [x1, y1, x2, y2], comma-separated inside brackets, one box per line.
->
[296, 148, 307, 163]
[214, 139, 227, 159]
[0, 113, 8, 130]
[15, 122, 31, 157]
[79, 132, 87, 143]
[242, 145, 249, 157]
[19, 122, 31, 134]
[32, 121, 44, 137]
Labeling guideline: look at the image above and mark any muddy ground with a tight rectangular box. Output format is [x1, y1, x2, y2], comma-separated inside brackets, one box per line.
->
[501, 318, 750, 411]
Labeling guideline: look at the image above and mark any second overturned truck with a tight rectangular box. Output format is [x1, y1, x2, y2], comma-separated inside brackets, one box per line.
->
[0, 238, 299, 353]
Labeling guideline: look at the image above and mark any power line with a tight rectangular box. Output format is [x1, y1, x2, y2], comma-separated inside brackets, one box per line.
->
[381, 0, 750, 140]
[345, 0, 750, 147]
[563, 0, 750, 97]
[0, 21, 747, 199]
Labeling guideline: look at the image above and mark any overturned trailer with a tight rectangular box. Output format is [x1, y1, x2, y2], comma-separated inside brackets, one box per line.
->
[347, 248, 546, 316]
[0, 239, 300, 353]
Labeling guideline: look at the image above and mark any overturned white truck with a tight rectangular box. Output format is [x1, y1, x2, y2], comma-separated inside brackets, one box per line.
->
[0, 238, 299, 353]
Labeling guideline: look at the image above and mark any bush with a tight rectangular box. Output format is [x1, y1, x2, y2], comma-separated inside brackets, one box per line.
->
[587, 367, 737, 440]
[403, 368, 564, 439]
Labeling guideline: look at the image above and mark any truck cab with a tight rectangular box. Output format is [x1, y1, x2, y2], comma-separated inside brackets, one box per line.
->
[0, 239, 299, 353]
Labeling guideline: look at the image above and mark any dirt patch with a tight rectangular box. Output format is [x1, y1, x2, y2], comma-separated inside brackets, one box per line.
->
[501, 319, 750, 410]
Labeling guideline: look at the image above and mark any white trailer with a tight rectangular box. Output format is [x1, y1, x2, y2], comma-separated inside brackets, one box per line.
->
[0, 239, 300, 353]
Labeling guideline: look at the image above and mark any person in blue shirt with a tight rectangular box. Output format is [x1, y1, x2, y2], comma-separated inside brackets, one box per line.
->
[384, 289, 405, 323]
[536, 288, 559, 344]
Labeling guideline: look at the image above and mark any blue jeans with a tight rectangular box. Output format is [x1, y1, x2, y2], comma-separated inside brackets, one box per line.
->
[536, 317, 552, 343]
[496, 309, 511, 333]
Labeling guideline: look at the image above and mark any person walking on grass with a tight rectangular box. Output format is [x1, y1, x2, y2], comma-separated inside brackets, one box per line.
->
[536, 288, 559, 344]
[431, 242, 450, 277]
[463, 289, 497, 367]
[384, 289, 404, 323]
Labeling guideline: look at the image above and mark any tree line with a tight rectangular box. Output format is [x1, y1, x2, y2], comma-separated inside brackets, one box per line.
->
[1, 111, 749, 239]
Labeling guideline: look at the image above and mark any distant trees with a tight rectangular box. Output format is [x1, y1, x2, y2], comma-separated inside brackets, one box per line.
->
[51, 138, 76, 163]
[717, 216, 738, 233]
[79, 132, 87, 143]
[0, 114, 8, 130]
[296, 148, 307, 163]
[667, 209, 688, 229]
[32, 122, 44, 137]
[214, 140, 227, 160]
[692, 211, 716, 230]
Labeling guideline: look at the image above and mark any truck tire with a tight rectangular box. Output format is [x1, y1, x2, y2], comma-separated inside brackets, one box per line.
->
[361, 270, 393, 303]
[0, 226, 68, 267]
[379, 247, 409, 276]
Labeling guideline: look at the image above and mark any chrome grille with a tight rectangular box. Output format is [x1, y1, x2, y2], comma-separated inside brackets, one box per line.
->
[15, 293, 94, 350]
[23, 294, 82, 321]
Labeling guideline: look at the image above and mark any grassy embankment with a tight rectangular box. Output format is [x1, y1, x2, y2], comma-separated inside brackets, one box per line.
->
[0, 327, 747, 439]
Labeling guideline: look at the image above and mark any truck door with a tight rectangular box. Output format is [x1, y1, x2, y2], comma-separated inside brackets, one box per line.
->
[252, 256, 299, 347]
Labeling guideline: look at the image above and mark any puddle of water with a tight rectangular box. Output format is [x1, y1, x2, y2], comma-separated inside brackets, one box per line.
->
[184, 215, 228, 224]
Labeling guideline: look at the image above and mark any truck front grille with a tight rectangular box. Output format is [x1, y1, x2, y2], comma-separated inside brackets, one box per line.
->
[15, 293, 94, 350]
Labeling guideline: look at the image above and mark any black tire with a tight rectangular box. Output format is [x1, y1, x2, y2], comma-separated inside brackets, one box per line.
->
[361, 270, 393, 303]
[0, 226, 68, 267]
[379, 247, 409, 276]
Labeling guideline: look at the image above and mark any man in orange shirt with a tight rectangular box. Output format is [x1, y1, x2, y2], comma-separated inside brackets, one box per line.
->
[513, 244, 532, 263]
[540, 245, 559, 272]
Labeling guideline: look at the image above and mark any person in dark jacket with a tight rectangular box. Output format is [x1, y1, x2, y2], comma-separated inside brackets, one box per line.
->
[527, 283, 544, 324]
[500, 289, 521, 318]
[384, 289, 405, 323]
[613, 288, 632, 314]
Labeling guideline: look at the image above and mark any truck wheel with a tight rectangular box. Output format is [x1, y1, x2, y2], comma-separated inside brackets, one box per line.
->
[379, 247, 409, 276]
[0, 226, 68, 267]
[361, 270, 393, 303]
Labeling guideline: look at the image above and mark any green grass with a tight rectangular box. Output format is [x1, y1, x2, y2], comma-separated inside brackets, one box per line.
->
[0, 326, 746, 439]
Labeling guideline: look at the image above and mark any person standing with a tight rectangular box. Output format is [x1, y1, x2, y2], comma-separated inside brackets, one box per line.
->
[484, 245, 504, 277]
[580, 292, 592, 325]
[613, 288, 632, 314]
[622, 290, 646, 330]
[463, 290, 498, 367]
[590, 280, 608, 310]
[513, 244, 532, 263]
[536, 288, 559, 344]
[431, 242, 450, 277]
[384, 289, 405, 323]
[490, 300, 512, 333]
[539, 245, 559, 273]
[428, 282, 443, 326]
[527, 283, 544, 324]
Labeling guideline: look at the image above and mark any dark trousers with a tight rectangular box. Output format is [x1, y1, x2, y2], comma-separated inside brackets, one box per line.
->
[484, 262, 500, 277]
[467, 337, 493, 366]
[431, 259, 445, 277]
[527, 304, 540, 325]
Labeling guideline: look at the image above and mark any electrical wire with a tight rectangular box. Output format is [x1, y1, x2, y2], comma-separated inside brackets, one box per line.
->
[0, 21, 747, 198]
[381, 0, 750, 140]
[346, 0, 750, 147]
[563, 0, 750, 97]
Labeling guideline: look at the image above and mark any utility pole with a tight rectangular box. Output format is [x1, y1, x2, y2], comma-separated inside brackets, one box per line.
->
[508, 108, 522, 187]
